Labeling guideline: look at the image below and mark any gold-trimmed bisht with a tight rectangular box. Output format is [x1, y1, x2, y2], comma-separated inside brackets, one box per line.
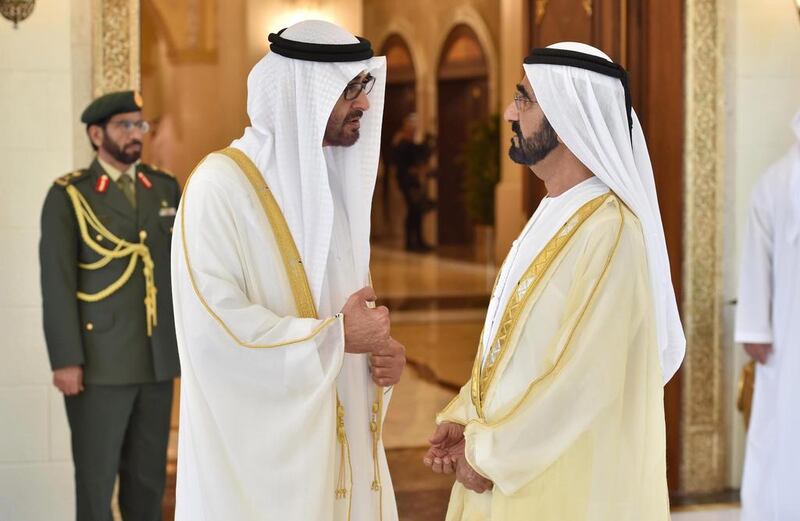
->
[183, 148, 387, 514]
[471, 193, 610, 419]
[65, 185, 158, 335]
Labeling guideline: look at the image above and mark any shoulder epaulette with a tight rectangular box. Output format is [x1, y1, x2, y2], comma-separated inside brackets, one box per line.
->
[142, 163, 176, 179]
[53, 170, 87, 187]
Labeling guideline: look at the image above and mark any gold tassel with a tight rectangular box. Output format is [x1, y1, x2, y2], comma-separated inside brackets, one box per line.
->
[335, 399, 349, 499]
[370, 393, 382, 492]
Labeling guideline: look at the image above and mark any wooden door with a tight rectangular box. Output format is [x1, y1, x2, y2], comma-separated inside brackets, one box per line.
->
[437, 25, 490, 246]
[525, 0, 685, 493]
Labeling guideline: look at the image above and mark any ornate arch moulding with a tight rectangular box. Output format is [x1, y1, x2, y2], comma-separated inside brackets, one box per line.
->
[434, 5, 500, 115]
[92, 0, 140, 97]
[681, 0, 727, 494]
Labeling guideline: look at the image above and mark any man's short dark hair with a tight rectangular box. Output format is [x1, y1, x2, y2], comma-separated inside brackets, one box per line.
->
[85, 119, 109, 152]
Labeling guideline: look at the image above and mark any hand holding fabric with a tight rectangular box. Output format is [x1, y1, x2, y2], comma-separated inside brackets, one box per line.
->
[370, 337, 405, 386]
[341, 286, 390, 354]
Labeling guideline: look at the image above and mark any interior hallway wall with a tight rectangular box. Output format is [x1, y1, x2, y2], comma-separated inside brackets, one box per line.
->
[721, 0, 800, 488]
[364, 0, 500, 134]
[141, 0, 249, 183]
[364, 0, 500, 250]
[0, 1, 93, 519]
[246, 0, 363, 67]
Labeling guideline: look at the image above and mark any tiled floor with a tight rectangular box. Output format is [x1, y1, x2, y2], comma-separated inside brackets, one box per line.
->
[672, 508, 741, 520]
[371, 246, 497, 299]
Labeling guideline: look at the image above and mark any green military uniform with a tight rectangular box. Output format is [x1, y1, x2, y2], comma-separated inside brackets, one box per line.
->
[39, 91, 180, 521]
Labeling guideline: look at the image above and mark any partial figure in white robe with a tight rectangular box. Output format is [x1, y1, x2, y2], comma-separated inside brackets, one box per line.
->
[171, 20, 404, 521]
[736, 109, 800, 521]
[425, 42, 685, 521]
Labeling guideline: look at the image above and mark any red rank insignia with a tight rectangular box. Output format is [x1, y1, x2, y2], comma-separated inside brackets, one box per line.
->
[137, 171, 153, 189]
[95, 174, 110, 193]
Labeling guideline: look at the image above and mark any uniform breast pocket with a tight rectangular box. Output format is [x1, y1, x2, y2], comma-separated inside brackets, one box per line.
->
[82, 310, 115, 334]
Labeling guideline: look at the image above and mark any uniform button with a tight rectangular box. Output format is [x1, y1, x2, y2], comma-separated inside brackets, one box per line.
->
[95, 234, 103, 242]
[85, 322, 94, 332]
[169, 227, 173, 233]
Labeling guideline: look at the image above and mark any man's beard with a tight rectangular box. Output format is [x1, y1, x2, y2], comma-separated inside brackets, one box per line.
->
[103, 133, 142, 164]
[508, 117, 559, 166]
[324, 109, 364, 147]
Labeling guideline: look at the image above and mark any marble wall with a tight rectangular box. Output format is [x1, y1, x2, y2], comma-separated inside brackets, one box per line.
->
[0, 0, 93, 519]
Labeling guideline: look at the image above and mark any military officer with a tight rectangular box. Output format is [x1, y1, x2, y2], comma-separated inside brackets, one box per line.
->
[39, 90, 180, 521]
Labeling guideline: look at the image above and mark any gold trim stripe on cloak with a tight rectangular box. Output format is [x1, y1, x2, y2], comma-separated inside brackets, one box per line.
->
[179, 148, 385, 517]
[473, 197, 624, 429]
[179, 149, 336, 349]
[65, 184, 158, 336]
[471, 193, 610, 419]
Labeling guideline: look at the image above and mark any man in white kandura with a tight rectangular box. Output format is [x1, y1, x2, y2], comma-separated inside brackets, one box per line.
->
[423, 42, 685, 520]
[735, 110, 800, 521]
[171, 20, 404, 520]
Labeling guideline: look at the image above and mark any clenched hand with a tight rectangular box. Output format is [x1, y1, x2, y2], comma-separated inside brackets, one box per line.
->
[370, 337, 406, 387]
[53, 365, 84, 396]
[744, 343, 772, 364]
[455, 456, 493, 493]
[341, 287, 391, 354]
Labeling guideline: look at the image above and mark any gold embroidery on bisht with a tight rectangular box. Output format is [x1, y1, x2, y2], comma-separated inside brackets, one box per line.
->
[471, 194, 611, 419]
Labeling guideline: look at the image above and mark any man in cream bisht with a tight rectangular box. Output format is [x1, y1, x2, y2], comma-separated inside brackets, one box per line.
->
[424, 42, 685, 520]
[171, 21, 404, 520]
[735, 110, 800, 521]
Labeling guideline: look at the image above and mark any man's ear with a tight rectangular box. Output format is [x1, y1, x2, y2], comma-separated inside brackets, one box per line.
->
[88, 125, 104, 149]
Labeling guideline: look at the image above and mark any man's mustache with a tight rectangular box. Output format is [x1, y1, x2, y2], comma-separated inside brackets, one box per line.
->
[511, 121, 524, 139]
[125, 140, 143, 149]
[346, 110, 364, 122]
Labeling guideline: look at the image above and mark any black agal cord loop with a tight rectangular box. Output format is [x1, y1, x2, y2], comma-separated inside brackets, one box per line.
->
[525, 48, 633, 138]
[268, 28, 374, 62]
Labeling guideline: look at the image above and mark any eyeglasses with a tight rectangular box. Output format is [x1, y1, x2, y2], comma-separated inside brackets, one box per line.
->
[513, 95, 538, 113]
[343, 75, 376, 101]
[109, 120, 151, 134]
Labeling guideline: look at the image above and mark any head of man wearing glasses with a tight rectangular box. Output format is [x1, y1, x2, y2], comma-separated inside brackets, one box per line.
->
[504, 76, 560, 168]
[81, 90, 150, 167]
[323, 72, 375, 147]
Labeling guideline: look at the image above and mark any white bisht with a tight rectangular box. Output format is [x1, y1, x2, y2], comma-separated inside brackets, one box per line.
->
[171, 20, 396, 521]
[441, 43, 685, 521]
[736, 110, 800, 521]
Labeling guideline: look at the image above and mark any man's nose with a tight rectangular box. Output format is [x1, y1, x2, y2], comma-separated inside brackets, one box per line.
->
[503, 101, 518, 122]
[353, 90, 370, 112]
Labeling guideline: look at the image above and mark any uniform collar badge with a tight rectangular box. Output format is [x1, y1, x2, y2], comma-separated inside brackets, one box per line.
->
[137, 171, 153, 189]
[95, 174, 110, 194]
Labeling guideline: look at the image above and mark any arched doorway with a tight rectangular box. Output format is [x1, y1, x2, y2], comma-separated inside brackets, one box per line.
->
[377, 34, 418, 243]
[436, 24, 489, 247]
